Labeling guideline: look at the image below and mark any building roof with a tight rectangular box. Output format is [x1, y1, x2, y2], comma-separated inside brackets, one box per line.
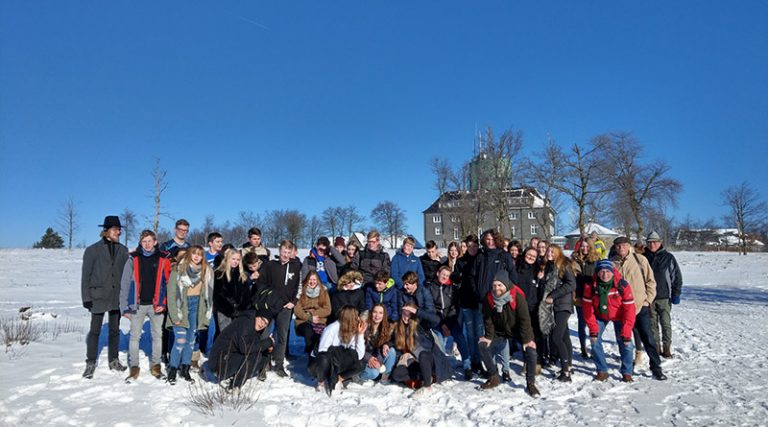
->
[564, 222, 620, 238]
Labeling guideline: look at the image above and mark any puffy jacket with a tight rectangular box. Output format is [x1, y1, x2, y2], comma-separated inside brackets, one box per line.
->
[364, 279, 401, 321]
[472, 248, 518, 302]
[81, 238, 129, 313]
[428, 277, 459, 323]
[398, 285, 439, 328]
[214, 268, 251, 319]
[582, 268, 636, 340]
[355, 247, 391, 284]
[481, 287, 534, 343]
[207, 309, 274, 388]
[390, 249, 425, 289]
[644, 246, 683, 301]
[611, 252, 656, 314]
[119, 251, 170, 313]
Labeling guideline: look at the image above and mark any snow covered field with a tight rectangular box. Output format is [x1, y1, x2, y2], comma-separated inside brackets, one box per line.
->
[1, 249, 767, 426]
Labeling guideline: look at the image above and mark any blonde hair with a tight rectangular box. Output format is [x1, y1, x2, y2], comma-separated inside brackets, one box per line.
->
[215, 248, 247, 282]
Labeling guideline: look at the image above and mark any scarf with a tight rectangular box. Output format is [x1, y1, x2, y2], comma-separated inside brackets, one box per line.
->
[492, 291, 512, 313]
[180, 265, 201, 288]
[141, 248, 156, 257]
[596, 279, 613, 316]
[306, 285, 321, 299]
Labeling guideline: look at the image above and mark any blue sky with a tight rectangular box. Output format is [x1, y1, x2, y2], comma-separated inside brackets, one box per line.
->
[1, 1, 767, 248]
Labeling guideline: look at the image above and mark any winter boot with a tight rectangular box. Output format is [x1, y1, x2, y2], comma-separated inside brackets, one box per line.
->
[652, 368, 668, 381]
[464, 368, 474, 381]
[166, 367, 178, 385]
[480, 375, 501, 389]
[150, 364, 165, 379]
[662, 344, 673, 359]
[272, 364, 288, 378]
[125, 366, 140, 381]
[594, 371, 609, 382]
[501, 371, 512, 382]
[622, 374, 633, 383]
[82, 361, 96, 379]
[556, 369, 572, 383]
[180, 365, 196, 383]
[108, 359, 127, 372]
[580, 344, 589, 359]
[526, 381, 540, 397]
[634, 350, 644, 365]
[191, 351, 201, 371]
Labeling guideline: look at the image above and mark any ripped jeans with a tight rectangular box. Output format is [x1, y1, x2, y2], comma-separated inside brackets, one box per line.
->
[170, 296, 199, 369]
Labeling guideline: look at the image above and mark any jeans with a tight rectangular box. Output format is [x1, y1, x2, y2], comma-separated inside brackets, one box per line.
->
[460, 307, 484, 364]
[651, 299, 672, 348]
[477, 338, 511, 376]
[433, 317, 471, 368]
[128, 305, 164, 367]
[170, 296, 199, 368]
[633, 306, 662, 371]
[271, 308, 293, 366]
[575, 306, 588, 350]
[591, 319, 634, 375]
[360, 348, 397, 380]
[86, 310, 120, 363]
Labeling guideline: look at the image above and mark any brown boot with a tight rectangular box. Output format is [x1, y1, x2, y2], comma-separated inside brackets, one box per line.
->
[595, 371, 609, 382]
[622, 374, 634, 383]
[150, 364, 165, 379]
[634, 350, 644, 365]
[535, 363, 542, 376]
[190, 351, 201, 371]
[662, 344, 673, 359]
[480, 375, 500, 390]
[125, 366, 140, 381]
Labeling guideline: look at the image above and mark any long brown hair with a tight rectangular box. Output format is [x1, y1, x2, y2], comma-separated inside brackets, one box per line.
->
[338, 306, 359, 345]
[394, 303, 418, 354]
[367, 304, 393, 349]
[178, 245, 209, 281]
[572, 238, 600, 264]
[298, 270, 327, 305]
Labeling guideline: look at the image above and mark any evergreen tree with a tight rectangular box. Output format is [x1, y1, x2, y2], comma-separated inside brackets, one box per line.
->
[33, 227, 65, 249]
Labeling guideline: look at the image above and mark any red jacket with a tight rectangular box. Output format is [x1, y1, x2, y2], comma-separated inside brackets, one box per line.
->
[582, 268, 636, 340]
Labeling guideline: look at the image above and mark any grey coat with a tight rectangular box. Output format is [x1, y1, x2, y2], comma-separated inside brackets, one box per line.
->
[81, 238, 129, 313]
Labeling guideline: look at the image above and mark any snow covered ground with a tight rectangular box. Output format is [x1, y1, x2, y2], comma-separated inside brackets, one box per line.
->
[1, 249, 767, 426]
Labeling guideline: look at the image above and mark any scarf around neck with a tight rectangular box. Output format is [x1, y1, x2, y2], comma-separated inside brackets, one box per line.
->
[596, 279, 612, 315]
[306, 285, 321, 299]
[492, 291, 512, 313]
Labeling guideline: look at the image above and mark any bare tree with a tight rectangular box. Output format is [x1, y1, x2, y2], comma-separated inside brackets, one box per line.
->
[430, 156, 452, 196]
[603, 133, 682, 239]
[722, 182, 768, 255]
[523, 138, 564, 239]
[371, 201, 407, 248]
[473, 127, 524, 233]
[321, 207, 344, 238]
[233, 211, 261, 245]
[306, 215, 323, 246]
[151, 158, 168, 235]
[120, 208, 137, 248]
[341, 205, 365, 237]
[56, 197, 79, 250]
[283, 210, 307, 247]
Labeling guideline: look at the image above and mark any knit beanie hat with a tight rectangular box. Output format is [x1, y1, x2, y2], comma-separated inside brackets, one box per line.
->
[492, 270, 512, 291]
[595, 259, 614, 274]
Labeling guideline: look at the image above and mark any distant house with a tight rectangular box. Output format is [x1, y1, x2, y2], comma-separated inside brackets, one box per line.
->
[675, 228, 765, 251]
[423, 187, 557, 248]
[564, 222, 620, 249]
[347, 232, 424, 250]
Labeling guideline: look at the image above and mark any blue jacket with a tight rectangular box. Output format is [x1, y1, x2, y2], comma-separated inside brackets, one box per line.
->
[398, 285, 439, 328]
[390, 249, 426, 289]
[364, 278, 401, 321]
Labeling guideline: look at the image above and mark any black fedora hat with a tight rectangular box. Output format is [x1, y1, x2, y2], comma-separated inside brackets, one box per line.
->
[99, 215, 123, 229]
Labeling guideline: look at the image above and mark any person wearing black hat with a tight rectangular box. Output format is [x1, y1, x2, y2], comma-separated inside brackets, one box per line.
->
[81, 215, 130, 379]
[478, 270, 540, 396]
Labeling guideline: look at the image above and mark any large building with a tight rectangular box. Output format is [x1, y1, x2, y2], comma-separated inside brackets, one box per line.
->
[422, 187, 557, 248]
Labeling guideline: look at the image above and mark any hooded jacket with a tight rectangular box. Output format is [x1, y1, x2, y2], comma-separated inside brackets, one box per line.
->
[582, 268, 636, 340]
[355, 246, 391, 284]
[472, 247, 518, 303]
[364, 278, 401, 321]
[398, 285, 439, 328]
[301, 247, 340, 286]
[390, 249, 425, 289]
[643, 246, 683, 301]
[428, 276, 459, 323]
[481, 286, 534, 343]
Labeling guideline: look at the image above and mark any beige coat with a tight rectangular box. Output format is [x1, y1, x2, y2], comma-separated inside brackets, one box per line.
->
[611, 252, 656, 314]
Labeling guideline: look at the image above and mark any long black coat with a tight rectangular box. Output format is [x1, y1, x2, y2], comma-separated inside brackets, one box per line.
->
[81, 238, 129, 313]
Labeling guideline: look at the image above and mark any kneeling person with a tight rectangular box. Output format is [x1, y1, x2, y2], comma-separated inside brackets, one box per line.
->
[478, 271, 540, 397]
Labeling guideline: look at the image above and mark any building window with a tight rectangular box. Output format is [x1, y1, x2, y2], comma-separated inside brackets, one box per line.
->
[450, 215, 459, 223]
[531, 224, 538, 235]
[550, 225, 555, 236]
[453, 227, 460, 240]
[511, 226, 516, 237]
[509, 212, 518, 220]
[435, 226, 442, 236]
[433, 215, 442, 223]
[528, 211, 536, 219]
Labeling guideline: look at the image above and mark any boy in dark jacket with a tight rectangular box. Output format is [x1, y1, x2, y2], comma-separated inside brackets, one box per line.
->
[365, 270, 401, 321]
[478, 270, 539, 396]
[582, 260, 637, 382]
[398, 271, 440, 327]
[429, 266, 470, 374]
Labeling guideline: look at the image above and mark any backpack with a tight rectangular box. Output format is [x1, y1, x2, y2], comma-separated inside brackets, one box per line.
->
[486, 286, 525, 311]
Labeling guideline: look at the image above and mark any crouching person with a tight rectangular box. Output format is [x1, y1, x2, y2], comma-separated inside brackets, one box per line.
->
[391, 303, 452, 396]
[360, 304, 396, 383]
[582, 260, 636, 382]
[202, 309, 275, 390]
[478, 271, 540, 397]
[309, 305, 367, 396]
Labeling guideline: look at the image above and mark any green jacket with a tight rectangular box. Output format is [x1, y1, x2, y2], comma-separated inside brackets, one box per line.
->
[165, 267, 213, 330]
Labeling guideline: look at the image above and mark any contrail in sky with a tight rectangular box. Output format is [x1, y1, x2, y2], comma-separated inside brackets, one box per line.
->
[238, 15, 270, 31]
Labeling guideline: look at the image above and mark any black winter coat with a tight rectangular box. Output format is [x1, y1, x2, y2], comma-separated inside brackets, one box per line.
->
[544, 265, 577, 313]
[428, 280, 459, 324]
[256, 258, 302, 306]
[454, 253, 479, 309]
[207, 310, 273, 388]
[419, 254, 443, 285]
[516, 261, 543, 313]
[214, 268, 251, 318]
[573, 258, 596, 299]
[481, 288, 535, 343]
[644, 247, 683, 300]
[81, 238, 130, 313]
[330, 287, 366, 321]
[473, 248, 518, 301]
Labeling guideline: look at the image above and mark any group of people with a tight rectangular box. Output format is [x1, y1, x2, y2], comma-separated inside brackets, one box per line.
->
[81, 215, 683, 398]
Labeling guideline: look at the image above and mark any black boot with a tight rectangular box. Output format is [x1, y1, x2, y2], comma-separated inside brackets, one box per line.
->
[82, 361, 96, 379]
[556, 369, 572, 382]
[652, 368, 668, 381]
[108, 359, 127, 372]
[167, 367, 178, 385]
[180, 365, 195, 383]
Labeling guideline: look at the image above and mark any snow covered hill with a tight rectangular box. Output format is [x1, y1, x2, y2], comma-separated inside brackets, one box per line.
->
[1, 249, 767, 426]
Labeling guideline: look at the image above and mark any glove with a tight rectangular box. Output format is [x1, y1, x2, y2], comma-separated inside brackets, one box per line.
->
[671, 295, 681, 305]
[83, 301, 93, 310]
